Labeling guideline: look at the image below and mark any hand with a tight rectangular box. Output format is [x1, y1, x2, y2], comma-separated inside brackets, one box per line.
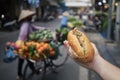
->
[64, 40, 101, 69]
[64, 40, 120, 80]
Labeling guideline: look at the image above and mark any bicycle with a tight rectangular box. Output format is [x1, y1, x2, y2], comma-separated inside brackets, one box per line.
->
[23, 40, 69, 80]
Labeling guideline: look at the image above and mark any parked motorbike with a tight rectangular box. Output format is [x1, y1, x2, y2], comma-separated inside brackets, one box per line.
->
[0, 14, 19, 31]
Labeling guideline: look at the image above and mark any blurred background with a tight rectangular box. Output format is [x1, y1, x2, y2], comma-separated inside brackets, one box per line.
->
[0, 0, 120, 80]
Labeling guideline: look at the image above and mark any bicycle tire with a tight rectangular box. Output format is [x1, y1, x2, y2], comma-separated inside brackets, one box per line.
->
[23, 62, 29, 80]
[23, 60, 46, 80]
[35, 60, 46, 80]
[51, 45, 69, 67]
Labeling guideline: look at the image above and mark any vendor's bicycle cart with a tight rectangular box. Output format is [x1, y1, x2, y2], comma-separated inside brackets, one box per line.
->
[21, 29, 69, 80]
[4, 29, 69, 80]
[23, 41, 68, 80]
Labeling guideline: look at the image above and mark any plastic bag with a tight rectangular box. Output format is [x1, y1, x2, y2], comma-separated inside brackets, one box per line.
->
[3, 46, 18, 63]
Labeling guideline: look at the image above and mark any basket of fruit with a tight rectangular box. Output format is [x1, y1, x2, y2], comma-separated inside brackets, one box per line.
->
[5, 29, 60, 61]
[5, 40, 57, 61]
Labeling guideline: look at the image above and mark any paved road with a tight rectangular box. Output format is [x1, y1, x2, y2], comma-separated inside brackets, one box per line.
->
[0, 30, 19, 80]
[0, 19, 89, 80]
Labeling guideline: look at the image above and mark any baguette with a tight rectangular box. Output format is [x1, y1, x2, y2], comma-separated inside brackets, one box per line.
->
[67, 28, 94, 62]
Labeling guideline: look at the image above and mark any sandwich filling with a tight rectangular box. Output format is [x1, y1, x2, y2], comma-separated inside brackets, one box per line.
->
[73, 29, 86, 56]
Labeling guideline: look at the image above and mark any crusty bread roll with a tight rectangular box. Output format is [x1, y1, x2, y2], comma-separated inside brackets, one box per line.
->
[67, 28, 94, 62]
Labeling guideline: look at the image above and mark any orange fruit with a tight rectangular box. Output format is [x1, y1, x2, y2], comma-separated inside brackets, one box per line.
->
[15, 40, 24, 47]
[13, 50, 18, 54]
[37, 48, 42, 54]
[50, 51, 55, 55]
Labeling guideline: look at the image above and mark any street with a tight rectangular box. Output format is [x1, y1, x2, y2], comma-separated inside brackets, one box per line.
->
[0, 19, 120, 80]
[1, 0, 120, 80]
[0, 19, 88, 80]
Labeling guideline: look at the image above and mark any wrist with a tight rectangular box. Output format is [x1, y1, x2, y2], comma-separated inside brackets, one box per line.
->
[89, 54, 120, 80]
[91, 55, 104, 71]
[87, 54, 103, 70]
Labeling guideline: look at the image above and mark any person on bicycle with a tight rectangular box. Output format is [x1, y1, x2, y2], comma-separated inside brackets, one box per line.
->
[17, 9, 45, 80]
[60, 11, 69, 29]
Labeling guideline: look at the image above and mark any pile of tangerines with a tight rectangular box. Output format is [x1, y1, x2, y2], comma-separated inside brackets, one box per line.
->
[6, 40, 55, 60]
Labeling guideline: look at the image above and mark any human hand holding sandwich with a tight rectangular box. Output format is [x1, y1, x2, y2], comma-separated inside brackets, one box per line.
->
[64, 28, 120, 80]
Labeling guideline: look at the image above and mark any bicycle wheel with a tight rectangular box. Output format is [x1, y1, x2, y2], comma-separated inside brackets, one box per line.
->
[23, 62, 29, 80]
[34, 60, 46, 80]
[23, 60, 45, 80]
[51, 45, 69, 67]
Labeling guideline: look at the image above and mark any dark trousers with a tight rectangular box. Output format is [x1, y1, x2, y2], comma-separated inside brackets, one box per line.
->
[17, 58, 35, 76]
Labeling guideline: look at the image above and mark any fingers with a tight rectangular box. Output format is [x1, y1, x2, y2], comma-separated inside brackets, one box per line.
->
[64, 40, 72, 56]
[91, 42, 96, 49]
[63, 40, 69, 48]
[64, 41, 99, 69]
[63, 40, 78, 58]
[91, 42, 99, 55]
